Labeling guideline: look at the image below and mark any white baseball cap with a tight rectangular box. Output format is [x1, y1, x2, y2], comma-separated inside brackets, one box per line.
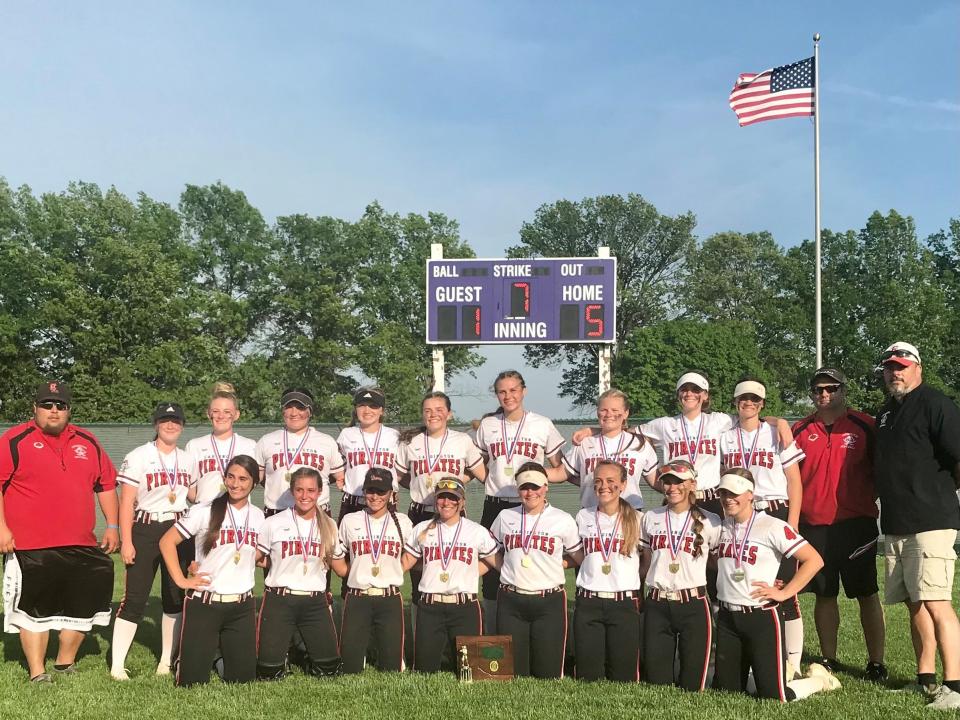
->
[676, 372, 709, 392]
[733, 380, 766, 400]
[880, 341, 921, 367]
[718, 471, 754, 495]
[516, 467, 549, 488]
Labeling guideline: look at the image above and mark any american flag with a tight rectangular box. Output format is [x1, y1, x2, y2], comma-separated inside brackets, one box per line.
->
[729, 56, 815, 127]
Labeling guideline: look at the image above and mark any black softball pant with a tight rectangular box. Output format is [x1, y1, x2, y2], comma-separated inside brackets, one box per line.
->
[176, 594, 256, 687]
[340, 592, 405, 673]
[573, 594, 641, 682]
[117, 519, 188, 623]
[480, 497, 520, 600]
[643, 595, 713, 690]
[257, 590, 340, 674]
[496, 588, 568, 678]
[414, 600, 482, 673]
[714, 605, 793, 702]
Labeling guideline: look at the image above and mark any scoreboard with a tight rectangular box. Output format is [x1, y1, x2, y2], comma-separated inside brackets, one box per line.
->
[425, 257, 617, 345]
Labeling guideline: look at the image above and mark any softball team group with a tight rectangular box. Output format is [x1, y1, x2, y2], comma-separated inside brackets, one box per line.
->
[109, 371, 841, 702]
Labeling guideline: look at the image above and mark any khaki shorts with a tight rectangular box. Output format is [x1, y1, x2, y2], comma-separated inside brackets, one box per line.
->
[884, 529, 958, 604]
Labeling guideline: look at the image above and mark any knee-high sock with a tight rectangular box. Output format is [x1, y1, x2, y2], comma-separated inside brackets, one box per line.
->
[785, 618, 804, 671]
[111, 618, 139, 673]
[158, 612, 181, 670]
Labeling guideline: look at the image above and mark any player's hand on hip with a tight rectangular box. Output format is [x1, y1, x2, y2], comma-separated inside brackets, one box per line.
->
[100, 528, 120, 553]
[0, 525, 15, 553]
[120, 541, 136, 565]
[749, 581, 785, 603]
[180, 572, 212, 591]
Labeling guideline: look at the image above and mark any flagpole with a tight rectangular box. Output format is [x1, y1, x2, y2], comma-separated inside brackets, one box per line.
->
[813, 33, 822, 368]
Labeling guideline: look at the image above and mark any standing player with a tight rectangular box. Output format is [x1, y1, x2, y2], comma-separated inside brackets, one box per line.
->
[474, 370, 565, 627]
[331, 468, 413, 674]
[336, 387, 401, 521]
[569, 460, 643, 683]
[639, 460, 721, 691]
[396, 391, 486, 603]
[489, 462, 580, 678]
[185, 382, 257, 504]
[402, 478, 499, 673]
[159, 455, 265, 687]
[256, 467, 341, 679]
[110, 402, 195, 680]
[719, 378, 806, 674]
[255, 388, 344, 517]
[549, 389, 657, 510]
[713, 468, 840, 702]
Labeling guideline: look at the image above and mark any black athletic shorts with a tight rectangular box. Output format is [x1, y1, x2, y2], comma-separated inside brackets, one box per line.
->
[2, 546, 114, 633]
[799, 516, 880, 599]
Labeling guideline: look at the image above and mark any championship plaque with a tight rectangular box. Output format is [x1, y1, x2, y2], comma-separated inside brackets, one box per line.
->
[455, 635, 514, 681]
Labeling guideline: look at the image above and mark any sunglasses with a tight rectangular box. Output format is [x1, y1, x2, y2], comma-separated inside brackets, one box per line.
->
[737, 394, 763, 403]
[678, 384, 705, 394]
[363, 487, 391, 496]
[812, 384, 842, 395]
[435, 479, 462, 492]
[37, 400, 69, 411]
[284, 401, 309, 411]
[658, 462, 695, 478]
[880, 349, 916, 361]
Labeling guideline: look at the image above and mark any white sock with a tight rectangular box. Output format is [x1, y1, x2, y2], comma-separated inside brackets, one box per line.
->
[785, 618, 804, 670]
[110, 618, 139, 673]
[159, 612, 181, 668]
[787, 677, 825, 699]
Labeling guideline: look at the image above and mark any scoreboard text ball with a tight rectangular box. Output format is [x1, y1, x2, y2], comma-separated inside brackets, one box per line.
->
[426, 257, 617, 344]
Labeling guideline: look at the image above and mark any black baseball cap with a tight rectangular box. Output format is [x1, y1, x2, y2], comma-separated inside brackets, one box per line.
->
[34, 380, 72, 405]
[362, 467, 394, 494]
[811, 367, 847, 386]
[281, 390, 314, 410]
[152, 402, 186, 424]
[353, 388, 385, 409]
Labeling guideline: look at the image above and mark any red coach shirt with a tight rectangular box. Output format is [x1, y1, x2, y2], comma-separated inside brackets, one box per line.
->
[0, 421, 117, 550]
[792, 409, 878, 526]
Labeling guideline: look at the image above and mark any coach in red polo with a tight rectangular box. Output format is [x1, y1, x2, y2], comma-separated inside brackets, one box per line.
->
[0, 381, 119, 683]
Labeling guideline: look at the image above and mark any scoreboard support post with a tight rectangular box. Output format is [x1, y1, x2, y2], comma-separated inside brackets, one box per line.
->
[431, 243, 446, 392]
[597, 246, 612, 395]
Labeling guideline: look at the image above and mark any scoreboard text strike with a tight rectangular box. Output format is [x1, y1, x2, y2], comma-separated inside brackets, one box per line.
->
[426, 257, 617, 344]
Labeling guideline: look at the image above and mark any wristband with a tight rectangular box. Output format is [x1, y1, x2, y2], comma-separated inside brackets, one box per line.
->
[106, 524, 120, 530]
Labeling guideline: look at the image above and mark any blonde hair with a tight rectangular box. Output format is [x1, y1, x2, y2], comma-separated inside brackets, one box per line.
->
[594, 459, 640, 556]
[210, 381, 239, 409]
[289, 468, 338, 564]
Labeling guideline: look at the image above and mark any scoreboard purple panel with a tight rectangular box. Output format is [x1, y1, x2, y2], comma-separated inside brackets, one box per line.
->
[426, 257, 617, 344]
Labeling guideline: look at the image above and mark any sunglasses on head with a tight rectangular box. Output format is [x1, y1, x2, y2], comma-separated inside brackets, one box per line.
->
[38, 400, 68, 411]
[659, 462, 694, 477]
[812, 384, 841, 395]
[435, 479, 461, 492]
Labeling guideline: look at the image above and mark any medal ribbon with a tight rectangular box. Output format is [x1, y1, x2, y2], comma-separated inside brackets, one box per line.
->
[736, 426, 762, 469]
[423, 430, 450, 478]
[599, 432, 628, 463]
[732, 510, 757, 570]
[210, 433, 236, 478]
[594, 509, 622, 565]
[283, 427, 312, 471]
[679, 415, 705, 465]
[363, 509, 390, 566]
[290, 509, 317, 567]
[665, 510, 693, 564]
[437, 518, 463, 573]
[154, 442, 180, 494]
[227, 504, 250, 555]
[360, 426, 383, 470]
[500, 412, 527, 468]
[519, 507, 545, 557]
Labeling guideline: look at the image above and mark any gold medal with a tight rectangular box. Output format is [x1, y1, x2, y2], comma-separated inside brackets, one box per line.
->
[669, 562, 680, 574]
[302, 563, 308, 575]
[521, 555, 532, 568]
[426, 473, 434, 490]
[440, 571, 450, 583]
[732, 569, 746, 582]
[167, 491, 177, 504]
[233, 552, 241, 565]
[284, 472, 292, 483]
[601, 563, 612, 575]
[371, 565, 380, 577]
[220, 483, 227, 493]
[503, 466, 514, 477]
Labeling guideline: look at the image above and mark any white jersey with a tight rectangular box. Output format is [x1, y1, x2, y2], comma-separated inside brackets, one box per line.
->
[474, 411, 565, 499]
[397, 430, 483, 506]
[639, 413, 734, 490]
[334, 509, 413, 590]
[575, 507, 643, 592]
[490, 505, 581, 591]
[257, 509, 332, 592]
[185, 433, 258, 504]
[718, 423, 805, 501]
[716, 511, 807, 607]
[118, 442, 195, 513]
[405, 517, 498, 595]
[336, 425, 401, 496]
[562, 431, 657, 510]
[255, 427, 345, 510]
[175, 500, 265, 594]
[640, 506, 722, 592]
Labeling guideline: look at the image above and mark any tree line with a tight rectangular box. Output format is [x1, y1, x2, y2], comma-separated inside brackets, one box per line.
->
[0, 178, 956, 423]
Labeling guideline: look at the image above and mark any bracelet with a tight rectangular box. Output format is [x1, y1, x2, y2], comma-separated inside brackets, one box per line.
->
[106, 524, 120, 530]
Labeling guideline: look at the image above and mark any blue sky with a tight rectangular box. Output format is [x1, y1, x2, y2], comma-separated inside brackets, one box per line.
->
[2, 2, 957, 420]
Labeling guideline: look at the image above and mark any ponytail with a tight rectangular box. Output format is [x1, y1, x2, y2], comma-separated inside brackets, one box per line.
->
[688, 490, 706, 559]
[316, 511, 338, 565]
[618, 498, 640, 557]
[389, 508, 405, 549]
[201, 494, 230, 556]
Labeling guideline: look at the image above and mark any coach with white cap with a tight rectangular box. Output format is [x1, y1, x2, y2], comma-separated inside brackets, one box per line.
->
[875, 341, 960, 709]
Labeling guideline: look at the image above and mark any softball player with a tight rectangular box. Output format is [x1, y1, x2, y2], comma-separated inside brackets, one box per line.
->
[158, 454, 265, 687]
[331, 467, 413, 673]
[336, 387, 400, 521]
[489, 462, 581, 678]
[569, 460, 643, 682]
[255, 388, 344, 516]
[110, 402, 195, 680]
[639, 460, 721, 690]
[397, 391, 486, 603]
[402, 477, 499, 673]
[550, 389, 657, 510]
[474, 370, 565, 624]
[185, 382, 257, 504]
[713, 468, 839, 701]
[719, 379, 806, 672]
[255, 467, 341, 679]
